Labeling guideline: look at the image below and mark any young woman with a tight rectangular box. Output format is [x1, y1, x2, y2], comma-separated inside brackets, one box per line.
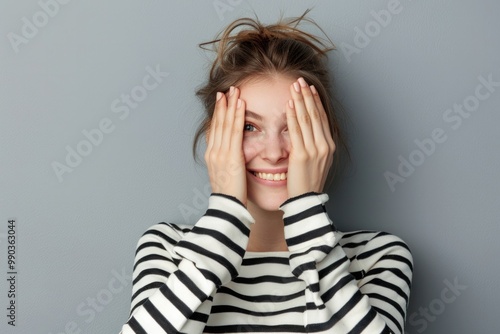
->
[120, 12, 413, 334]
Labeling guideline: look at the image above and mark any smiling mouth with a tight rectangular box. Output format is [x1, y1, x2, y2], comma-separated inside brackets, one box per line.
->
[251, 171, 287, 181]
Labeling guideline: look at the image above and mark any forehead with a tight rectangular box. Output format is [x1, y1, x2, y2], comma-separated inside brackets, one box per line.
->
[239, 75, 295, 119]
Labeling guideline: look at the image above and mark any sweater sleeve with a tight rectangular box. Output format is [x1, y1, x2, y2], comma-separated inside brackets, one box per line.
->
[120, 194, 254, 334]
[280, 192, 413, 334]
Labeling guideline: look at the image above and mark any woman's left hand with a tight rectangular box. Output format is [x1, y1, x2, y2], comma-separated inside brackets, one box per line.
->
[285, 77, 336, 198]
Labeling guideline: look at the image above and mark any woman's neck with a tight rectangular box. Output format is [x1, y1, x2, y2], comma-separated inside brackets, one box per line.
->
[246, 201, 288, 252]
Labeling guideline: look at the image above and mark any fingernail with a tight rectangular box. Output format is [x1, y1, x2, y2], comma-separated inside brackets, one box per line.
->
[288, 100, 294, 108]
[229, 86, 235, 96]
[293, 82, 300, 93]
[310, 85, 318, 95]
[298, 77, 307, 87]
[216, 92, 223, 101]
[237, 99, 242, 108]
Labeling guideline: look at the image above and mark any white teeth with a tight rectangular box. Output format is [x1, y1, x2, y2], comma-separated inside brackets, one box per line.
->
[254, 172, 287, 181]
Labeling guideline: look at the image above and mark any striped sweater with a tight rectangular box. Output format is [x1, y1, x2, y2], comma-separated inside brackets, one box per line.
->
[120, 192, 413, 333]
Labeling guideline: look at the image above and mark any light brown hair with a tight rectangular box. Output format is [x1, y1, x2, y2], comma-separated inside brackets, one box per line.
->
[193, 10, 350, 189]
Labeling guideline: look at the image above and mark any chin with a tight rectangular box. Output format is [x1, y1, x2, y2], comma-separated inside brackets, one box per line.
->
[248, 197, 285, 212]
[247, 183, 288, 212]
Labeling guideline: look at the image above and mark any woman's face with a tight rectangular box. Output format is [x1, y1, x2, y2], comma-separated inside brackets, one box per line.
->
[239, 75, 295, 211]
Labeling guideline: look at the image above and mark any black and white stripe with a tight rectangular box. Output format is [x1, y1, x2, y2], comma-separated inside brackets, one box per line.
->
[120, 193, 413, 334]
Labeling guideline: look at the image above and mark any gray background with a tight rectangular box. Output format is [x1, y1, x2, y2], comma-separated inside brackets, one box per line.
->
[1, 0, 499, 333]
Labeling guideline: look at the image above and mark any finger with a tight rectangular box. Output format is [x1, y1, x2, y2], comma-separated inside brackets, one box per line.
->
[211, 91, 227, 152]
[310, 85, 336, 153]
[207, 92, 224, 149]
[230, 97, 245, 154]
[221, 86, 239, 150]
[309, 85, 335, 188]
[303, 83, 330, 159]
[290, 79, 314, 148]
[285, 99, 305, 153]
[310, 85, 333, 141]
[299, 81, 327, 145]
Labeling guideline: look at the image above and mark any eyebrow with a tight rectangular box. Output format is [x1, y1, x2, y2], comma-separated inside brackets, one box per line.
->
[245, 110, 262, 121]
[245, 110, 286, 122]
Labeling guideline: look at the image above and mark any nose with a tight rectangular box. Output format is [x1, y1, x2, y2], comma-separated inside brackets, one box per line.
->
[261, 133, 289, 164]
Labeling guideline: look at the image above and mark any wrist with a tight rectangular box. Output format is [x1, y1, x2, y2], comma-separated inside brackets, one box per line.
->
[281, 191, 323, 207]
[280, 192, 336, 252]
[211, 193, 247, 208]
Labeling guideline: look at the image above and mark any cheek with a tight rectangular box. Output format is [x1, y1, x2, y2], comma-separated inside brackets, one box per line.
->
[281, 133, 291, 150]
[243, 137, 264, 163]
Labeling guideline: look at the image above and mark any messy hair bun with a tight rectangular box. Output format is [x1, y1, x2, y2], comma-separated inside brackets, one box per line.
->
[193, 10, 349, 189]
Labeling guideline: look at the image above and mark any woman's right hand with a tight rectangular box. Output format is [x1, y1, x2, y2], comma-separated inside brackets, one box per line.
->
[205, 86, 247, 206]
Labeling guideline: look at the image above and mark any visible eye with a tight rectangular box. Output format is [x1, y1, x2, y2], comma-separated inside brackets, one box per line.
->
[244, 123, 257, 132]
